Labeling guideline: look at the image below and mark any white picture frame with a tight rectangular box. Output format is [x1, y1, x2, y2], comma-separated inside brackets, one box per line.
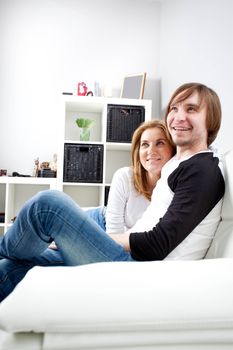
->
[120, 72, 146, 99]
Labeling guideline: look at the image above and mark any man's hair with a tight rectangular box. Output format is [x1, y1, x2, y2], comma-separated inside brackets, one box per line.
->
[131, 119, 176, 200]
[164, 82, 222, 146]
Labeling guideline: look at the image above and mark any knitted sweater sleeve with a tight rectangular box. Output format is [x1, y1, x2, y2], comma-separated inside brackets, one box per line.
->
[129, 154, 225, 261]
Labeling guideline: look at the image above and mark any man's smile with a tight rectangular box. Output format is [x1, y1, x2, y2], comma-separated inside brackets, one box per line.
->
[172, 126, 192, 131]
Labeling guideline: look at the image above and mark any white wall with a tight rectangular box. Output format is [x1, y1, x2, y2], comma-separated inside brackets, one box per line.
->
[0, 0, 160, 174]
[1, 0, 232, 175]
[159, 0, 233, 153]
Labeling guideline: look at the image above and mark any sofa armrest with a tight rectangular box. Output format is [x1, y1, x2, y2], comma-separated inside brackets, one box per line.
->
[0, 259, 233, 335]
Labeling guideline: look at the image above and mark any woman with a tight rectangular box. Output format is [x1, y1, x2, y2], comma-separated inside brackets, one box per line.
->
[87, 119, 176, 232]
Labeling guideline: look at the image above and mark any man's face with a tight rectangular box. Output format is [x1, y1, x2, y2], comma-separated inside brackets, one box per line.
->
[166, 91, 208, 151]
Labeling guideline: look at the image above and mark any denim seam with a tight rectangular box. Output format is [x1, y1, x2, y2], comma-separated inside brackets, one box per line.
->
[41, 209, 120, 262]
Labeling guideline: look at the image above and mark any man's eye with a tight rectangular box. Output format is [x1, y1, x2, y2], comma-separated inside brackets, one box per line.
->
[187, 107, 195, 112]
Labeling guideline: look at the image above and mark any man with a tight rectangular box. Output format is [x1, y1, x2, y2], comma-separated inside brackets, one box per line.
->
[0, 82, 225, 301]
[122, 82, 224, 260]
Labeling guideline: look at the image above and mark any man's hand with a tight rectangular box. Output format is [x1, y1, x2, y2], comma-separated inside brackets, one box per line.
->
[108, 233, 130, 251]
[49, 242, 58, 250]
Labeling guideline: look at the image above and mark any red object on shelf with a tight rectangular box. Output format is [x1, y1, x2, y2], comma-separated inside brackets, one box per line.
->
[77, 82, 88, 96]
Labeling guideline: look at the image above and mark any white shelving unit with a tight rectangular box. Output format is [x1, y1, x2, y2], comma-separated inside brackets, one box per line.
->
[0, 177, 57, 234]
[56, 95, 152, 208]
[0, 95, 152, 236]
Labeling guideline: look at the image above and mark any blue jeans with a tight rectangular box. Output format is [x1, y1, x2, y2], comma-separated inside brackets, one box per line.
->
[0, 190, 134, 302]
[85, 206, 106, 231]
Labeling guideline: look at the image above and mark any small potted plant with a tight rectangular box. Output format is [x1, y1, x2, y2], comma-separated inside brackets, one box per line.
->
[76, 118, 95, 141]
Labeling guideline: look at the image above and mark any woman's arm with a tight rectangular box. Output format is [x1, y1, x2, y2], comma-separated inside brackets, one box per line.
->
[105, 168, 130, 233]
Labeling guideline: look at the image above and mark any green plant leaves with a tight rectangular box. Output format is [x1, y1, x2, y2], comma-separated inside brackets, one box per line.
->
[75, 118, 95, 128]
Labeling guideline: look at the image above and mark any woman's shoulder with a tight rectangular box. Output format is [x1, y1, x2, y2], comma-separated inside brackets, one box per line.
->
[113, 166, 133, 179]
[111, 167, 134, 192]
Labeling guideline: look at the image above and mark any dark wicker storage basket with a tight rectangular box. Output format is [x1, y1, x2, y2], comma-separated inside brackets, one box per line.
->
[63, 143, 103, 183]
[107, 104, 145, 142]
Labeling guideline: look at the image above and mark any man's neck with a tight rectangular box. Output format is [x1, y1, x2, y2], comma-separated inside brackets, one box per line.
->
[176, 145, 209, 160]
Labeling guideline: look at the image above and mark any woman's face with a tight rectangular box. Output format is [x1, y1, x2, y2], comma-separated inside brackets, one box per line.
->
[139, 127, 174, 177]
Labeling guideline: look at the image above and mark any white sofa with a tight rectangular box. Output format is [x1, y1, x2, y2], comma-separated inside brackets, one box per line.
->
[0, 150, 233, 350]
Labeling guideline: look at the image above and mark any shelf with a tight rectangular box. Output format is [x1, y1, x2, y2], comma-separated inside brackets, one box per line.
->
[64, 96, 151, 113]
[0, 176, 57, 186]
[1, 96, 152, 234]
[106, 142, 131, 151]
[65, 111, 103, 143]
[64, 96, 105, 113]
[0, 177, 58, 234]
[63, 184, 104, 208]
[58, 96, 152, 207]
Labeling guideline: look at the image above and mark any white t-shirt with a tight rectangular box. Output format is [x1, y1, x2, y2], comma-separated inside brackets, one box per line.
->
[105, 167, 150, 233]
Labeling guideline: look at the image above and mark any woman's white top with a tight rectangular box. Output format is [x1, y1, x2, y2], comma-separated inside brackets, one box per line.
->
[105, 167, 150, 233]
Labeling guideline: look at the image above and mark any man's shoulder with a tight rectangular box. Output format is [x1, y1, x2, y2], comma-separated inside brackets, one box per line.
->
[163, 152, 218, 172]
[180, 151, 221, 170]
[168, 151, 225, 192]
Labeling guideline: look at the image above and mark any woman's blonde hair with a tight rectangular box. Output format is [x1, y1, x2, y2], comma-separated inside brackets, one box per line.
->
[131, 119, 175, 200]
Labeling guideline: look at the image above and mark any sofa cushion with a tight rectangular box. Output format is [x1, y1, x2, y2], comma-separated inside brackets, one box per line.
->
[205, 220, 233, 258]
[206, 150, 233, 258]
[0, 259, 233, 334]
[220, 150, 233, 221]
